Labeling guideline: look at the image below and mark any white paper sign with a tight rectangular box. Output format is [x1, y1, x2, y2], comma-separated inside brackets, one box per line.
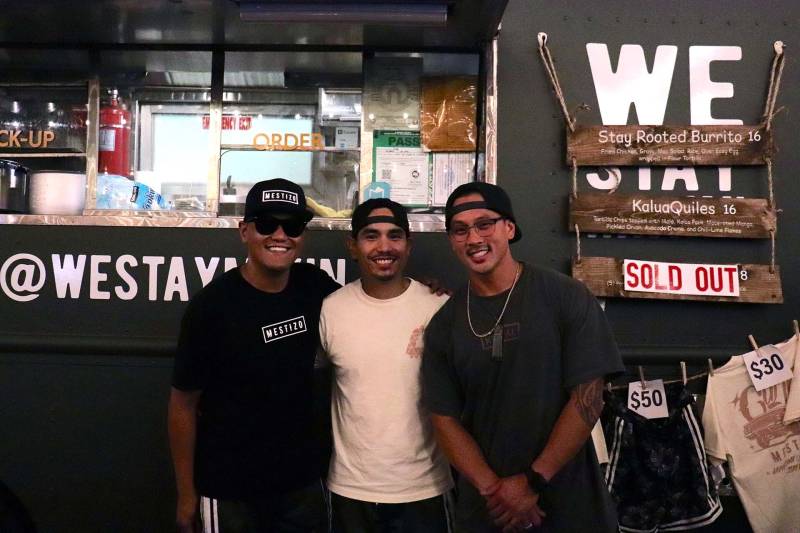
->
[374, 147, 430, 206]
[623, 259, 740, 297]
[742, 344, 793, 391]
[335, 127, 359, 149]
[627, 379, 669, 419]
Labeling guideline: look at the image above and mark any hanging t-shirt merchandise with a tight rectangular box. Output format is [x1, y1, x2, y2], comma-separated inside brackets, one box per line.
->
[172, 263, 340, 499]
[703, 334, 800, 533]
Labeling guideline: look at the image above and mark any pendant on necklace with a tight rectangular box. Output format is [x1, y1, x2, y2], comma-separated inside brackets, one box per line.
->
[491, 324, 504, 361]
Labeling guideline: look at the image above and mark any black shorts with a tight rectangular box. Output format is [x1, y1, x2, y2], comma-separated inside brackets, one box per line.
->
[200, 479, 330, 533]
[330, 492, 454, 533]
[602, 383, 722, 532]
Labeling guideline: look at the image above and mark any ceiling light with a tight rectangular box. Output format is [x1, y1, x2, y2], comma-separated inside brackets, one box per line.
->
[239, 3, 447, 25]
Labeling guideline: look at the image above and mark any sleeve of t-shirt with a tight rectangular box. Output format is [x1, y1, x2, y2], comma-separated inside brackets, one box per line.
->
[172, 296, 214, 391]
[317, 300, 332, 367]
[702, 375, 728, 461]
[782, 336, 800, 424]
[560, 280, 625, 390]
[315, 267, 342, 298]
[422, 302, 464, 418]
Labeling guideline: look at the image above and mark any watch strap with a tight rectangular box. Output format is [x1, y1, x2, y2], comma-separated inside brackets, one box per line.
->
[524, 469, 549, 493]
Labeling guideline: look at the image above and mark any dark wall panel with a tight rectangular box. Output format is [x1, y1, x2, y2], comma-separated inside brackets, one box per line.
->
[497, 0, 799, 358]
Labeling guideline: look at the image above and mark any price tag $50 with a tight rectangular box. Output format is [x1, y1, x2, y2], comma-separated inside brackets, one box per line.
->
[743, 344, 792, 392]
[627, 379, 669, 419]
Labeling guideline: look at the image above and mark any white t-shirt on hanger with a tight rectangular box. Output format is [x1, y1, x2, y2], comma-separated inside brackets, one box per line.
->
[703, 334, 800, 533]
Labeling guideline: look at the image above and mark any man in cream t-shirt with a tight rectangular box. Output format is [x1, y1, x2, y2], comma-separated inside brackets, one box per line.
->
[703, 332, 800, 533]
[319, 198, 453, 532]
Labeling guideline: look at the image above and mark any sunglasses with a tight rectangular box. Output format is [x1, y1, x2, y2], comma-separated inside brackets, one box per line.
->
[251, 216, 308, 237]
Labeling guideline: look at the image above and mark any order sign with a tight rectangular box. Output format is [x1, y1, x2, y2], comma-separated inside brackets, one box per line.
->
[624, 259, 740, 297]
[742, 344, 792, 392]
[627, 379, 669, 419]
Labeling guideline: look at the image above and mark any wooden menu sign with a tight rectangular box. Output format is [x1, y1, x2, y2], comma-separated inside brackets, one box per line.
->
[573, 256, 783, 304]
[567, 125, 772, 166]
[570, 193, 775, 239]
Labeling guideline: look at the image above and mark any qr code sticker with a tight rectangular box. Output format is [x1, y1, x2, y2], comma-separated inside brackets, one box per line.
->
[381, 169, 392, 180]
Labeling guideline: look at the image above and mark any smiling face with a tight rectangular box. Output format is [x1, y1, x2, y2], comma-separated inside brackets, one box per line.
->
[239, 216, 305, 274]
[448, 192, 516, 277]
[347, 207, 411, 284]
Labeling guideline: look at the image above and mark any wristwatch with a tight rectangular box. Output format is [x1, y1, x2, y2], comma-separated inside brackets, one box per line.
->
[524, 469, 549, 494]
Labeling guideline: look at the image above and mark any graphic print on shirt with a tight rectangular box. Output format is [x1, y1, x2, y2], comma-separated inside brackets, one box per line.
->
[734, 381, 800, 475]
[261, 315, 307, 343]
[479, 322, 520, 351]
[405, 325, 425, 358]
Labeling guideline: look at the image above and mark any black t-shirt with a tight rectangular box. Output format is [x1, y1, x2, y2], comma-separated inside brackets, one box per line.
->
[422, 264, 624, 532]
[173, 263, 340, 499]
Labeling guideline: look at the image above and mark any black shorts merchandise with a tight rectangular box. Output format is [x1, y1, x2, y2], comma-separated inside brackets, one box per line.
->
[603, 383, 722, 532]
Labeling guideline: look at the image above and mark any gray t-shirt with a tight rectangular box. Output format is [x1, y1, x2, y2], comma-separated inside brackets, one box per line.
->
[422, 264, 624, 532]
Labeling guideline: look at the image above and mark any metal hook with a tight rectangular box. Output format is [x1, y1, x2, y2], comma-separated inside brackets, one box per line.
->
[707, 358, 715, 377]
[680, 361, 687, 386]
[638, 366, 647, 389]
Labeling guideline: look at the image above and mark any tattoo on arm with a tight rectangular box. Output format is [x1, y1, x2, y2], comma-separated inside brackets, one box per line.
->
[571, 378, 604, 428]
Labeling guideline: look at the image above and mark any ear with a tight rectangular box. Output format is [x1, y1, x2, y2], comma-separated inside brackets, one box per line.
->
[238, 221, 249, 243]
[504, 220, 516, 241]
[346, 236, 358, 260]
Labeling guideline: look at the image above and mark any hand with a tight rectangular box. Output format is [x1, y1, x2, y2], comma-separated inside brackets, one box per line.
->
[176, 491, 200, 533]
[419, 277, 452, 296]
[485, 475, 546, 531]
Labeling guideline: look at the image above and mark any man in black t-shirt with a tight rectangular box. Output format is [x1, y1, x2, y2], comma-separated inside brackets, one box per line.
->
[421, 183, 624, 532]
[168, 179, 340, 533]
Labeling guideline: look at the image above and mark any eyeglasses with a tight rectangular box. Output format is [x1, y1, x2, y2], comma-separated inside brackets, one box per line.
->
[448, 217, 505, 242]
[251, 216, 308, 237]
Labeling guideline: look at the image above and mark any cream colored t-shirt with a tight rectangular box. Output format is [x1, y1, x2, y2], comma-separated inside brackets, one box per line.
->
[319, 279, 453, 503]
[703, 334, 800, 533]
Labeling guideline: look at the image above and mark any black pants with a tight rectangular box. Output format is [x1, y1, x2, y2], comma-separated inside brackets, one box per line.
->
[331, 492, 452, 533]
[200, 479, 330, 533]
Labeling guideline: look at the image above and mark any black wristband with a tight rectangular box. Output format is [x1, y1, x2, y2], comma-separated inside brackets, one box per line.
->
[524, 469, 549, 494]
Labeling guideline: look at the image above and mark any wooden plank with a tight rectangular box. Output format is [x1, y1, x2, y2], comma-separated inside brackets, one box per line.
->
[570, 193, 775, 239]
[567, 125, 772, 166]
[572, 256, 783, 304]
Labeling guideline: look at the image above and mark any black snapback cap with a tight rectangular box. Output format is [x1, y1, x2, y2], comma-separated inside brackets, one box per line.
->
[244, 178, 314, 223]
[445, 182, 522, 243]
[351, 198, 410, 237]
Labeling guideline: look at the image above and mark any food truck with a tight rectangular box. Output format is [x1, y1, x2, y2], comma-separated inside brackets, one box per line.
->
[1, 1, 797, 531]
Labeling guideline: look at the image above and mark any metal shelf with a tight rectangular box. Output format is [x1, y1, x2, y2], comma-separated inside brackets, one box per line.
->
[0, 152, 86, 158]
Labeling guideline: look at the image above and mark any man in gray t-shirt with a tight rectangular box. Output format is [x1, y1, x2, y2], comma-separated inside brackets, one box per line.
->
[422, 182, 624, 532]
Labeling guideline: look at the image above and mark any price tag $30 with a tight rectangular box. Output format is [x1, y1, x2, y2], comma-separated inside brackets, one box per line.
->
[743, 344, 792, 392]
[627, 379, 669, 419]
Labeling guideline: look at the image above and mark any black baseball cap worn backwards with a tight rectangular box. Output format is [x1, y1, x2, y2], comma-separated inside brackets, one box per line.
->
[445, 182, 523, 243]
[244, 178, 314, 223]
[351, 198, 410, 238]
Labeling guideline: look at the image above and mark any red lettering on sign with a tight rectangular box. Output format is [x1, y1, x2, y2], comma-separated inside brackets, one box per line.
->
[668, 265, 682, 291]
[640, 264, 653, 289]
[725, 267, 737, 291]
[626, 262, 639, 288]
[238, 116, 252, 130]
[695, 267, 709, 292]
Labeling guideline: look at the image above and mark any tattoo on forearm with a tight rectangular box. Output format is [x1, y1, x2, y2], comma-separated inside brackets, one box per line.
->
[571, 378, 604, 428]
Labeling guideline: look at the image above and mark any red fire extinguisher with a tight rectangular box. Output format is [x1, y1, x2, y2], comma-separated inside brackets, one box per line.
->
[99, 89, 132, 177]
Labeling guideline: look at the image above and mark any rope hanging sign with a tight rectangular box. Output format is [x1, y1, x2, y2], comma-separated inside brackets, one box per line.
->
[539, 34, 786, 167]
[537, 34, 786, 304]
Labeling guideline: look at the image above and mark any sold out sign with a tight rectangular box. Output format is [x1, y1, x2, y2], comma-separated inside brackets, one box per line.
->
[624, 259, 740, 297]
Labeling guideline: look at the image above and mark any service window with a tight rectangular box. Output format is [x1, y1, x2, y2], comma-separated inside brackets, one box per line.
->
[99, 50, 213, 211]
[221, 51, 362, 218]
